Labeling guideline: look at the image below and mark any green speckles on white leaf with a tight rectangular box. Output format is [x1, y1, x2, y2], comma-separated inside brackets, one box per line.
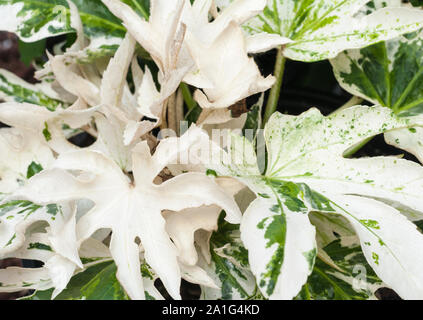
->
[331, 29, 423, 115]
[329, 195, 423, 299]
[330, 25, 423, 165]
[210, 105, 423, 299]
[220, 0, 423, 62]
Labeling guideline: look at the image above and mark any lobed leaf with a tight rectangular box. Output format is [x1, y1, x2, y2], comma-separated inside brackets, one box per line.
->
[218, 0, 423, 62]
[205, 105, 423, 299]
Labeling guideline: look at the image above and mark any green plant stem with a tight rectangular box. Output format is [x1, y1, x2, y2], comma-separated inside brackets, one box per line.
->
[343, 137, 373, 158]
[329, 96, 363, 116]
[263, 46, 286, 127]
[180, 83, 197, 111]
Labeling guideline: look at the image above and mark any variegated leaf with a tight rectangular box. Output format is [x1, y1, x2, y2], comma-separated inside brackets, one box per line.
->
[329, 8, 423, 164]
[0, 0, 150, 63]
[199, 212, 264, 300]
[0, 128, 54, 193]
[0, 0, 148, 41]
[0, 69, 65, 111]
[0, 232, 78, 297]
[218, 0, 423, 62]
[331, 29, 423, 116]
[205, 105, 423, 299]
[297, 236, 383, 300]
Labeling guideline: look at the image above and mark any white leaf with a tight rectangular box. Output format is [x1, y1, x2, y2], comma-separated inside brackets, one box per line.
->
[164, 205, 221, 266]
[13, 127, 241, 300]
[186, 22, 274, 109]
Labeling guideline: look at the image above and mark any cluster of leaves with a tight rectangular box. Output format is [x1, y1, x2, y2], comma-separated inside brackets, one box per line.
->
[2, 0, 423, 300]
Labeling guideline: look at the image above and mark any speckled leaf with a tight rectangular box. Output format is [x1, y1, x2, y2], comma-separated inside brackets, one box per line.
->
[331, 30, 423, 116]
[208, 105, 423, 299]
[219, 0, 423, 62]
[330, 25, 423, 164]
[215, 135, 328, 299]
[297, 237, 383, 300]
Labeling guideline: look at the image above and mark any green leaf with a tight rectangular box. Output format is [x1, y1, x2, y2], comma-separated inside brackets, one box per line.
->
[410, 0, 423, 7]
[18, 38, 46, 66]
[26, 161, 43, 179]
[72, 262, 129, 300]
[121, 0, 150, 19]
[22, 260, 164, 300]
[22, 261, 122, 300]
[235, 0, 423, 61]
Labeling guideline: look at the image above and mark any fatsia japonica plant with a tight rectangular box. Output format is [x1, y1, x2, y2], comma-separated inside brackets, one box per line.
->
[2, 0, 423, 301]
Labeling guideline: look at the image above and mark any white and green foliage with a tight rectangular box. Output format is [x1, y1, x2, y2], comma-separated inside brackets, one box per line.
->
[2, 0, 423, 301]
[199, 212, 263, 300]
[206, 106, 423, 299]
[297, 236, 384, 300]
[330, 0, 423, 174]
[331, 1, 423, 115]
[217, 0, 423, 61]
[0, 0, 150, 64]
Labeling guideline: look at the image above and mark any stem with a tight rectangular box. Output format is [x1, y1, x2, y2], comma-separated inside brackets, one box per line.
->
[329, 96, 364, 116]
[343, 137, 373, 158]
[180, 83, 197, 111]
[167, 92, 177, 133]
[160, 98, 169, 130]
[175, 88, 184, 134]
[263, 46, 286, 126]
